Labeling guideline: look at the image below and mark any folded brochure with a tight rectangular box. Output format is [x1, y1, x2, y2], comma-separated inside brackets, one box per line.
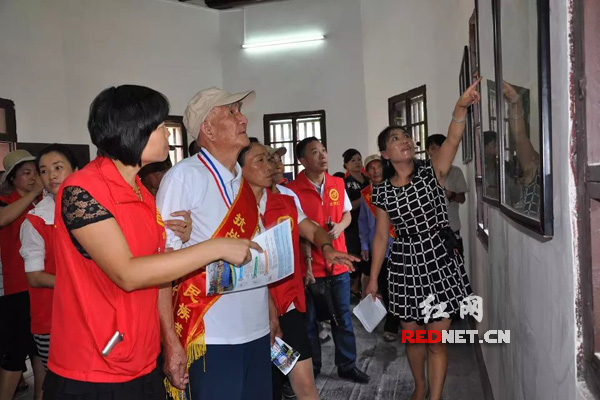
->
[206, 219, 294, 296]
[271, 337, 300, 375]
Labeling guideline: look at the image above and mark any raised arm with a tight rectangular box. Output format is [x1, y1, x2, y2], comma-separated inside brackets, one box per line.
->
[503, 81, 539, 177]
[0, 180, 42, 228]
[433, 77, 482, 186]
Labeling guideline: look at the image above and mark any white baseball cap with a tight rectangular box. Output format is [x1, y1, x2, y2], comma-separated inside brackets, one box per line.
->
[183, 87, 255, 140]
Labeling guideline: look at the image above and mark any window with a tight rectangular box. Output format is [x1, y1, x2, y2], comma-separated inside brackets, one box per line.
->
[165, 116, 188, 165]
[388, 85, 428, 159]
[263, 110, 326, 178]
[0, 98, 17, 178]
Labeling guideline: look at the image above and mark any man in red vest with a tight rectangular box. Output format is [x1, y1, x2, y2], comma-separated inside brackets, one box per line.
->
[287, 137, 370, 384]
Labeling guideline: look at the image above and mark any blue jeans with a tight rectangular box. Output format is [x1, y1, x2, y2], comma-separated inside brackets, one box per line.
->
[305, 271, 357, 373]
[188, 334, 271, 400]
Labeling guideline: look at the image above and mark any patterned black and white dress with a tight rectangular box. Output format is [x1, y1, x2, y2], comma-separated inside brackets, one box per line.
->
[372, 160, 472, 323]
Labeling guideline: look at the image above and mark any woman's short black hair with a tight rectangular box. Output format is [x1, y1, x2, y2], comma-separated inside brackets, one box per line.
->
[36, 144, 79, 172]
[188, 140, 200, 156]
[342, 148, 361, 165]
[425, 134, 446, 150]
[88, 85, 169, 166]
[138, 157, 172, 180]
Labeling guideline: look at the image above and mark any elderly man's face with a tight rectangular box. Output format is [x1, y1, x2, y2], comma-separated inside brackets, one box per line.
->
[206, 102, 249, 150]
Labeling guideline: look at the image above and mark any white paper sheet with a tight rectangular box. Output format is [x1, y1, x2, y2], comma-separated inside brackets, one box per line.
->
[352, 296, 387, 333]
[206, 219, 294, 296]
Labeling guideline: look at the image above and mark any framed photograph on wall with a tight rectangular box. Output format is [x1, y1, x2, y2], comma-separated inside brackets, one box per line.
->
[496, 0, 553, 237]
[460, 46, 474, 164]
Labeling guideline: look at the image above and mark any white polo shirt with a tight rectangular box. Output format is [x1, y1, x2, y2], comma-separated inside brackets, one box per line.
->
[156, 149, 269, 345]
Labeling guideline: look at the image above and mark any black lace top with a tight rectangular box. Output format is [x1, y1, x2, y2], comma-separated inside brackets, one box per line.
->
[61, 186, 114, 259]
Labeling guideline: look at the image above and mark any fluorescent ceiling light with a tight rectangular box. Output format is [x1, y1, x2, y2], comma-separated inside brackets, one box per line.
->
[242, 35, 325, 49]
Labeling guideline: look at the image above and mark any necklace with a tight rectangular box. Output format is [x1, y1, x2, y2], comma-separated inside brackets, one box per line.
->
[132, 184, 142, 200]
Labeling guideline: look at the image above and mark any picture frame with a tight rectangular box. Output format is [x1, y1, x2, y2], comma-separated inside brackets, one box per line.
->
[496, 0, 553, 237]
[459, 46, 474, 164]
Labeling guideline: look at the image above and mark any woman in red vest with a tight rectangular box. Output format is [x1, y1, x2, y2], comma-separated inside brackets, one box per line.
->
[44, 85, 260, 400]
[0, 149, 45, 400]
[16, 145, 78, 398]
[238, 141, 357, 400]
[20, 143, 193, 391]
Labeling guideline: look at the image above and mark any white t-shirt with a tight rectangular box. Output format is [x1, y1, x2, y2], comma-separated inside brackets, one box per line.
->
[20, 196, 55, 274]
[444, 166, 468, 232]
[156, 149, 269, 345]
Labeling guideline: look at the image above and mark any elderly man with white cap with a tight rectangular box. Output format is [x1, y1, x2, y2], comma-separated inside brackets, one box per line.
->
[156, 87, 274, 400]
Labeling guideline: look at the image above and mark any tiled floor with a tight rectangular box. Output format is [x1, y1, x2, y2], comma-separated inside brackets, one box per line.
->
[314, 315, 487, 400]
[14, 315, 487, 400]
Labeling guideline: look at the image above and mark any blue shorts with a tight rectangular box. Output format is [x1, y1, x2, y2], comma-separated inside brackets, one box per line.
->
[188, 334, 271, 400]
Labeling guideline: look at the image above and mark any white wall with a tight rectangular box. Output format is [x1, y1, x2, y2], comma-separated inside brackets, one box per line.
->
[0, 0, 222, 152]
[219, 0, 369, 173]
[466, 0, 577, 398]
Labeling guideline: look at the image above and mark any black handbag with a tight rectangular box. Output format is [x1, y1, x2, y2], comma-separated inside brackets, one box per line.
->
[438, 226, 462, 257]
[306, 275, 339, 328]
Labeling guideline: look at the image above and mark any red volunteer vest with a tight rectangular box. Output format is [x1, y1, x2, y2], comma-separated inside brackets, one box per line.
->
[0, 191, 35, 295]
[25, 213, 55, 334]
[48, 157, 166, 383]
[287, 172, 348, 278]
[264, 190, 306, 316]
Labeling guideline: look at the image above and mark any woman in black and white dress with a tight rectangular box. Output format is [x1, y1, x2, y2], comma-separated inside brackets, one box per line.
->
[365, 78, 481, 400]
